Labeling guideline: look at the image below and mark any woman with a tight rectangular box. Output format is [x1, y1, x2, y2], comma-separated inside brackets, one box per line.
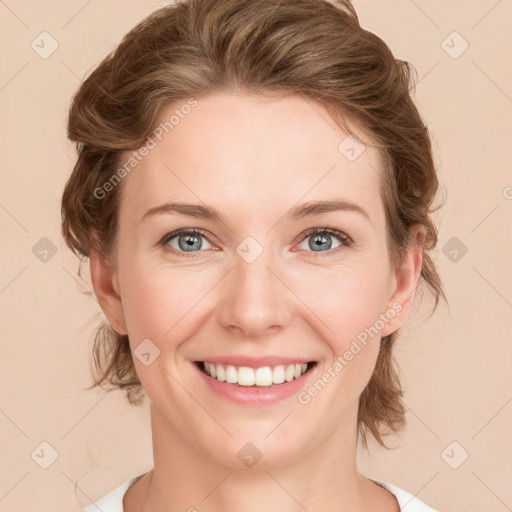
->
[62, 0, 446, 510]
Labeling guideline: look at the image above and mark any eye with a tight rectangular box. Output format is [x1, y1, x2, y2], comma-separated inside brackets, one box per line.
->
[158, 228, 214, 256]
[295, 226, 352, 255]
[157, 226, 353, 257]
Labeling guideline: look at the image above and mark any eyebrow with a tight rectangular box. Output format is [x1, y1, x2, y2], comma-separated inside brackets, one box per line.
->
[287, 199, 370, 221]
[140, 199, 370, 223]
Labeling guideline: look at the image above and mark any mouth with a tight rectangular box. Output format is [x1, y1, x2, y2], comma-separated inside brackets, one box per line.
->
[194, 361, 318, 387]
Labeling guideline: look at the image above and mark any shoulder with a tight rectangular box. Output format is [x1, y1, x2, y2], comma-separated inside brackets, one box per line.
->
[370, 479, 438, 512]
[80, 474, 145, 512]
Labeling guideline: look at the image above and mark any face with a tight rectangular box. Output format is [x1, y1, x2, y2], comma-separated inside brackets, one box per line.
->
[92, 92, 422, 468]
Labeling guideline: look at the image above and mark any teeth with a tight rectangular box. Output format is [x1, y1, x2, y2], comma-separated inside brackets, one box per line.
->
[255, 367, 273, 386]
[225, 364, 237, 384]
[238, 367, 254, 386]
[272, 365, 285, 384]
[216, 364, 226, 382]
[201, 362, 311, 387]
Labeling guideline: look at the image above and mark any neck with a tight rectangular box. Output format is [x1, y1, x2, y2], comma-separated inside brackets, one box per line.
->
[130, 402, 398, 512]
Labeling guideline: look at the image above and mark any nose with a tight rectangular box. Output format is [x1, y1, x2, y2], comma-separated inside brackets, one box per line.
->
[217, 245, 292, 339]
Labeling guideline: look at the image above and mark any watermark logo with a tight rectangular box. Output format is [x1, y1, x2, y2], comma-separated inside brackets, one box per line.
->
[297, 301, 402, 405]
[236, 236, 264, 264]
[441, 441, 469, 469]
[93, 97, 198, 200]
[31, 441, 59, 469]
[338, 134, 366, 162]
[31, 32, 59, 59]
[134, 338, 161, 366]
[441, 31, 469, 60]
[237, 442, 263, 468]
[32, 237, 58, 263]
[442, 236, 468, 263]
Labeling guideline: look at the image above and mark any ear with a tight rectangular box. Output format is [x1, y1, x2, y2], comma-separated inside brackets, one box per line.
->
[380, 224, 425, 337]
[89, 248, 128, 336]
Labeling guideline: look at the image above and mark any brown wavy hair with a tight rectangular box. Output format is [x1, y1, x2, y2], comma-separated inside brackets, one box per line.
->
[61, 0, 446, 450]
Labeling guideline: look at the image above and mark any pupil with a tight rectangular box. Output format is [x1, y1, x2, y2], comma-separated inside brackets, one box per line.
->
[311, 234, 331, 251]
[180, 234, 201, 251]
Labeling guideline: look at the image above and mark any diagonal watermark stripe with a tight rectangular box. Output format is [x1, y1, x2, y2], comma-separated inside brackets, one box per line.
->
[61, 0, 92, 29]
[0, 265, 28, 295]
[0, 0, 28, 28]
[61, 392, 109, 439]
[0, 62, 29, 92]
[472, 61, 512, 103]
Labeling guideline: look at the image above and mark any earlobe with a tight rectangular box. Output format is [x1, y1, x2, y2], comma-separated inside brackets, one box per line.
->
[380, 224, 425, 337]
[89, 248, 128, 336]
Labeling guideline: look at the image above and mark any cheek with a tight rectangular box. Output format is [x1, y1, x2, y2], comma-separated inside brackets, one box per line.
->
[291, 264, 390, 402]
[290, 262, 390, 345]
[118, 238, 391, 361]
[120, 263, 209, 344]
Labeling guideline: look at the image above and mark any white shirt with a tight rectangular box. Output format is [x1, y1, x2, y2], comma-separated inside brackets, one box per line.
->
[81, 473, 438, 511]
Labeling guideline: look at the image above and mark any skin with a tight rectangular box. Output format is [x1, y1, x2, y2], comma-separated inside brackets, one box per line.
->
[90, 92, 424, 512]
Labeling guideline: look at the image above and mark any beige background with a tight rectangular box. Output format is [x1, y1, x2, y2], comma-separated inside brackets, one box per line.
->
[1, 1, 511, 511]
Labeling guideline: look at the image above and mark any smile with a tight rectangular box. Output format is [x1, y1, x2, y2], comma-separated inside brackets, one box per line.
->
[196, 361, 316, 387]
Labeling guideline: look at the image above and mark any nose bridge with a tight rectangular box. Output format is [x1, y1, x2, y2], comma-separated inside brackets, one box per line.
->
[218, 236, 289, 336]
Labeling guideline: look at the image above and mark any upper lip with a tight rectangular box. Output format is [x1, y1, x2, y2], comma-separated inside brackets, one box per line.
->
[195, 356, 316, 368]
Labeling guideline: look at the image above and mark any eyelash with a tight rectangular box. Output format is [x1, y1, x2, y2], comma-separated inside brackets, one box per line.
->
[157, 226, 353, 258]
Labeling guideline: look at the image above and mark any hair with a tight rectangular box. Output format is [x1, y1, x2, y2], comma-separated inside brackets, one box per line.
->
[61, 0, 446, 450]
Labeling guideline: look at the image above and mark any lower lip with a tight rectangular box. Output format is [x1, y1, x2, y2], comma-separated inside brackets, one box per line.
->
[193, 362, 317, 405]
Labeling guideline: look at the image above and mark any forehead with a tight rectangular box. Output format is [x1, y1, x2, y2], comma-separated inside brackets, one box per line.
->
[118, 92, 385, 227]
